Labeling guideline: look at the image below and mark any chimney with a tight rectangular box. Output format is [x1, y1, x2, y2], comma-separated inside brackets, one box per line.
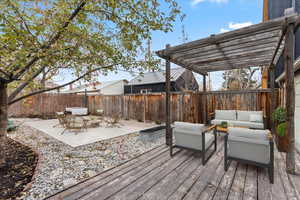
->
[69, 84, 73, 90]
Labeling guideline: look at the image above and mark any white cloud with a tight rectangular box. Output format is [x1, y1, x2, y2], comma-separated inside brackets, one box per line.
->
[220, 28, 230, 33]
[220, 21, 253, 33]
[228, 22, 253, 29]
[191, 0, 228, 6]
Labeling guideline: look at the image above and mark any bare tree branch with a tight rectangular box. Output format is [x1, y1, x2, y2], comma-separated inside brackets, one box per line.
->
[8, 65, 46, 102]
[8, 64, 112, 105]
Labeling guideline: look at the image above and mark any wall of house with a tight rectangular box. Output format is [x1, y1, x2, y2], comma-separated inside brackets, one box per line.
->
[101, 81, 126, 95]
[266, 0, 300, 79]
[295, 72, 300, 150]
[175, 70, 199, 91]
[124, 82, 178, 94]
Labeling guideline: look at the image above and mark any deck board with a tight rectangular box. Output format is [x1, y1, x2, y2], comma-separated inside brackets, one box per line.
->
[243, 166, 257, 200]
[46, 138, 300, 200]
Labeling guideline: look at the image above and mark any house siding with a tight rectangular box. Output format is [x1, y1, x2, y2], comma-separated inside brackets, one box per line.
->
[101, 81, 126, 95]
[266, 0, 300, 79]
[124, 82, 178, 94]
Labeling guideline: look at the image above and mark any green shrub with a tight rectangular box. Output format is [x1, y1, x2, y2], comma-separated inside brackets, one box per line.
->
[272, 107, 287, 137]
[272, 107, 286, 123]
[276, 122, 286, 137]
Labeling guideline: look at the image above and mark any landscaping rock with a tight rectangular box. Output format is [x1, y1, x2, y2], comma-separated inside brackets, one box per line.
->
[63, 178, 78, 187]
[8, 118, 164, 200]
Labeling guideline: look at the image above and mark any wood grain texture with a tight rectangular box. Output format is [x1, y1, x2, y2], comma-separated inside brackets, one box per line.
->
[48, 137, 300, 200]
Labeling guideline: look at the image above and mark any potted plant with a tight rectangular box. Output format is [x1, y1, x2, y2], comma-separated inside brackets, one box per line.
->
[272, 107, 288, 152]
[220, 121, 228, 128]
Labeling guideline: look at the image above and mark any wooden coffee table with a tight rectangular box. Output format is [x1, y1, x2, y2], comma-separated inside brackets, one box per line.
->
[216, 126, 228, 134]
[216, 126, 248, 134]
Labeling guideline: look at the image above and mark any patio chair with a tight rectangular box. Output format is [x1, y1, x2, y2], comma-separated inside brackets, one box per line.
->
[172, 122, 217, 165]
[224, 127, 274, 183]
[53, 112, 67, 128]
[105, 113, 121, 128]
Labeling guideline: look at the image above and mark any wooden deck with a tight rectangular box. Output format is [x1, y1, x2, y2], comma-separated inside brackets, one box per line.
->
[47, 138, 300, 200]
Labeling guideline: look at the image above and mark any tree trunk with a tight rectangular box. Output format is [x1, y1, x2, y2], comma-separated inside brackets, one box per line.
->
[284, 23, 296, 174]
[0, 83, 8, 167]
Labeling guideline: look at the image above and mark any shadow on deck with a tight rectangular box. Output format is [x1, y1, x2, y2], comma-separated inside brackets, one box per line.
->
[46, 137, 300, 200]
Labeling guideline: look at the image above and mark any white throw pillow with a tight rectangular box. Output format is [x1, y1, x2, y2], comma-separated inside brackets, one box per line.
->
[249, 114, 263, 123]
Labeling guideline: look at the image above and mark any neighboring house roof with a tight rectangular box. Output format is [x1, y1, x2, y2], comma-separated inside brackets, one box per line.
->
[276, 57, 300, 83]
[62, 80, 127, 93]
[44, 81, 60, 89]
[128, 68, 186, 86]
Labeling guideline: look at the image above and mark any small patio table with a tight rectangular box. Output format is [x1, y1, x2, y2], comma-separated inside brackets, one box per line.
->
[216, 126, 248, 135]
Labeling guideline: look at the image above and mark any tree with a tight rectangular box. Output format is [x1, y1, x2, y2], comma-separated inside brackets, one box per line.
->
[222, 67, 260, 90]
[0, 0, 182, 166]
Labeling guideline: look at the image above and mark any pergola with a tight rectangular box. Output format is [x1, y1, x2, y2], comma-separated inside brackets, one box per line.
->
[156, 14, 300, 172]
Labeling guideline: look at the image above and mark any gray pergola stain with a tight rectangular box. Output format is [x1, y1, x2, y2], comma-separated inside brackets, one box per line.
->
[157, 14, 300, 172]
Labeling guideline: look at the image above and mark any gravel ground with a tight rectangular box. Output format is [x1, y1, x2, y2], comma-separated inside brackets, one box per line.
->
[8, 119, 164, 200]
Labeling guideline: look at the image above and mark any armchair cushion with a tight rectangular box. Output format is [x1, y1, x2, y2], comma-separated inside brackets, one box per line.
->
[215, 110, 236, 120]
[228, 127, 268, 141]
[174, 129, 214, 151]
[227, 135, 270, 164]
[174, 121, 205, 132]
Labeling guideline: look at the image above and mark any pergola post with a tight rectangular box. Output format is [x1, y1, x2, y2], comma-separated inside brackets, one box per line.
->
[202, 75, 207, 124]
[284, 23, 296, 174]
[165, 44, 172, 148]
[269, 64, 275, 132]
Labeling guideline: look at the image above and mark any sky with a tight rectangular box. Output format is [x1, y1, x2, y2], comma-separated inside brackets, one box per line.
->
[60, 0, 264, 90]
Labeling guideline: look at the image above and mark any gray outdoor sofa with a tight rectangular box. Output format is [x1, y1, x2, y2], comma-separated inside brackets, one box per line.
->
[211, 110, 265, 129]
[172, 122, 217, 165]
[224, 127, 274, 183]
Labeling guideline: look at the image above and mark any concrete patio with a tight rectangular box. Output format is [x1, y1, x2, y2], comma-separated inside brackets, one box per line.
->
[21, 118, 158, 147]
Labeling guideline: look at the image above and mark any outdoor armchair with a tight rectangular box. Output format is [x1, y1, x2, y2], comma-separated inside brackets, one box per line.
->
[224, 127, 274, 183]
[172, 122, 217, 165]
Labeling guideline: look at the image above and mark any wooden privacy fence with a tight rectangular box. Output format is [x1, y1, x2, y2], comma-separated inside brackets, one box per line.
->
[88, 92, 203, 123]
[88, 89, 277, 127]
[9, 93, 86, 118]
[205, 89, 278, 128]
[9, 90, 277, 126]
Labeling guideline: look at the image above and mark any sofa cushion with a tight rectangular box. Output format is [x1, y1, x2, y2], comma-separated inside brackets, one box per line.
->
[228, 127, 269, 141]
[211, 119, 233, 125]
[230, 120, 264, 129]
[236, 110, 263, 122]
[211, 119, 264, 129]
[215, 110, 236, 120]
[174, 121, 205, 132]
[249, 114, 263, 123]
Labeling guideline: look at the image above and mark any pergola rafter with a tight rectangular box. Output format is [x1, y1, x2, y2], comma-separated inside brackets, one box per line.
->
[157, 13, 300, 174]
[156, 15, 300, 74]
